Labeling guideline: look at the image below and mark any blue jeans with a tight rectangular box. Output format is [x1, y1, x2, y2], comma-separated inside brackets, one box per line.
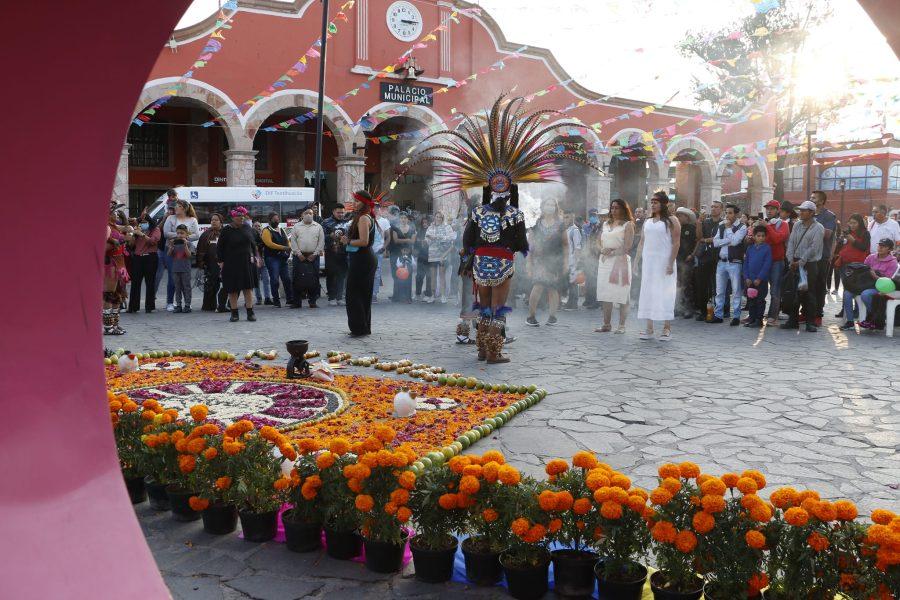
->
[715, 261, 743, 319]
[255, 263, 271, 303]
[843, 288, 878, 322]
[265, 255, 293, 304]
[767, 259, 785, 318]
[154, 248, 175, 304]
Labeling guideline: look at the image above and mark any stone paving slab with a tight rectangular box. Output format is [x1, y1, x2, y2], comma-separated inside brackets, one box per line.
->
[121, 286, 898, 598]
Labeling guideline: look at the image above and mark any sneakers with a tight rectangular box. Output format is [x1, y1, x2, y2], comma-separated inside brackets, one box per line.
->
[264, 298, 273, 306]
[173, 306, 183, 313]
[329, 299, 338, 307]
[708, 317, 724, 324]
[525, 316, 539, 327]
[839, 321, 855, 330]
[730, 318, 740, 326]
[166, 303, 175, 312]
[273, 299, 282, 308]
[183, 307, 192, 314]
[743, 319, 760, 328]
[546, 316, 558, 326]
[338, 299, 345, 306]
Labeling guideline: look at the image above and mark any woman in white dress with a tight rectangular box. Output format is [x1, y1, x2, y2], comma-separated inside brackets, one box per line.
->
[634, 191, 681, 340]
[595, 199, 635, 334]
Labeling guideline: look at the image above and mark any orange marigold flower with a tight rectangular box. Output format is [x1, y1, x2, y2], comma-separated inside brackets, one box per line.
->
[601, 501, 623, 520]
[390, 488, 410, 506]
[273, 477, 291, 491]
[482, 462, 500, 483]
[215, 476, 232, 491]
[462, 464, 483, 478]
[750, 504, 773, 523]
[448, 455, 471, 474]
[658, 463, 681, 479]
[524, 524, 547, 544]
[651, 520, 677, 543]
[297, 437, 322, 454]
[721, 473, 739, 488]
[482, 508, 498, 522]
[189, 404, 209, 422]
[109, 400, 123, 412]
[813, 501, 838, 522]
[675, 530, 697, 553]
[329, 437, 351, 456]
[807, 531, 829, 552]
[438, 493, 458, 510]
[178, 454, 196, 474]
[122, 401, 138, 414]
[609, 472, 631, 490]
[548, 518, 563, 534]
[346, 478, 363, 493]
[572, 451, 599, 470]
[594, 487, 613, 503]
[770, 487, 798, 509]
[203, 447, 218, 461]
[746, 530, 766, 549]
[784, 507, 810, 527]
[546, 459, 569, 476]
[373, 424, 396, 443]
[585, 470, 611, 491]
[748, 573, 769, 592]
[797, 490, 820, 504]
[188, 496, 210, 511]
[355, 494, 375, 512]
[736, 477, 758, 495]
[482, 450, 505, 465]
[511, 518, 530, 537]
[186, 438, 206, 455]
[460, 475, 481, 495]
[384, 502, 398, 515]
[800, 497, 818, 514]
[650, 487, 674, 506]
[839, 573, 856, 589]
[626, 494, 647, 513]
[258, 426, 279, 442]
[871, 509, 896, 525]
[741, 494, 763, 510]
[679, 462, 701, 479]
[556, 491, 574, 511]
[700, 495, 726, 514]
[693, 511, 715, 534]
[316, 451, 336, 470]
[141, 410, 156, 421]
[741, 470, 766, 490]
[300, 483, 318, 500]
[835, 500, 858, 521]
[661, 477, 682, 494]
[539, 490, 558, 511]
[700, 478, 727, 497]
[398, 471, 416, 490]
[573, 498, 592, 515]
[498, 465, 521, 486]
[396, 506, 411, 523]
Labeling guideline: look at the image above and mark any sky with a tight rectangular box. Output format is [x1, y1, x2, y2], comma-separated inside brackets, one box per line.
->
[177, 0, 898, 141]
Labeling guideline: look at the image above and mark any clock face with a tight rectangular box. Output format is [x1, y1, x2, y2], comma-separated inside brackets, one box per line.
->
[386, 1, 423, 42]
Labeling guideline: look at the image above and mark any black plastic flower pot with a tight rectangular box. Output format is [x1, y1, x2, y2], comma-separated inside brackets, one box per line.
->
[324, 527, 362, 560]
[650, 571, 703, 600]
[363, 532, 409, 573]
[123, 474, 147, 504]
[500, 551, 551, 600]
[238, 510, 278, 542]
[166, 486, 201, 522]
[462, 537, 503, 586]
[282, 511, 322, 553]
[594, 560, 648, 600]
[410, 535, 458, 583]
[144, 477, 170, 511]
[201, 503, 238, 535]
[551, 549, 599, 598]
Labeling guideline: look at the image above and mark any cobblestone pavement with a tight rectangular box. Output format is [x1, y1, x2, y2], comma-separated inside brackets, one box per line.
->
[121, 282, 899, 599]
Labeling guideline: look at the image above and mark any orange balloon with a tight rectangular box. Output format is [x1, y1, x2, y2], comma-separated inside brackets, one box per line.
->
[396, 267, 410, 280]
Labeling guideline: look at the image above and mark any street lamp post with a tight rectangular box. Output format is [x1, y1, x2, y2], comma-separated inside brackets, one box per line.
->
[839, 178, 846, 222]
[805, 120, 817, 197]
[313, 0, 330, 209]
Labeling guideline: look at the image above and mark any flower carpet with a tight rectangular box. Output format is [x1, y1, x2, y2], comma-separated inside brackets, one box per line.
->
[106, 356, 532, 457]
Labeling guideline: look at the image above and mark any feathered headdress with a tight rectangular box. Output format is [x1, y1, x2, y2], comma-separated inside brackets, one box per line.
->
[397, 94, 604, 196]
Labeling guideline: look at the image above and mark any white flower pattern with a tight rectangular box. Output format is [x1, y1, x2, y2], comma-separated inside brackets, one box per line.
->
[139, 361, 187, 371]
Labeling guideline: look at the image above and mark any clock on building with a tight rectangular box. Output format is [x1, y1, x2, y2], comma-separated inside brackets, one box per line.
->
[386, 1, 423, 42]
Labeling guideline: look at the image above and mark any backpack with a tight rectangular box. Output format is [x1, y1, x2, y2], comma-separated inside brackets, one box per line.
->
[841, 262, 877, 296]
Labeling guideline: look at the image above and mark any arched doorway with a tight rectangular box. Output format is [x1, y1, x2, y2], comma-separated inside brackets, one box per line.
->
[717, 150, 773, 216]
[607, 129, 666, 210]
[664, 136, 718, 212]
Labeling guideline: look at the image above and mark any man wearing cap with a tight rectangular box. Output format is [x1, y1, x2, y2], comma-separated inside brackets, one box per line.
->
[762, 199, 790, 323]
[782, 200, 825, 332]
[691, 199, 723, 321]
[868, 205, 900, 254]
[811, 191, 837, 326]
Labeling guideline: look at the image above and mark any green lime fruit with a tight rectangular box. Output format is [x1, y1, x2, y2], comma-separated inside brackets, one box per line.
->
[418, 457, 432, 469]
[527, 385, 537, 393]
[442, 447, 455, 460]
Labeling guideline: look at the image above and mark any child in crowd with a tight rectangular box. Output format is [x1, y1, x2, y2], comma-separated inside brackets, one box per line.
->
[743, 225, 773, 327]
[394, 246, 414, 304]
[168, 224, 193, 313]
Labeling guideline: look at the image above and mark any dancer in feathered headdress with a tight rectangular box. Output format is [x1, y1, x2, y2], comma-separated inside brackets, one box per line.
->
[402, 94, 601, 363]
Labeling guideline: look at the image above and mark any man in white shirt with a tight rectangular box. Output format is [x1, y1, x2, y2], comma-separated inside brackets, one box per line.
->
[287, 208, 325, 308]
[372, 206, 392, 303]
[869, 205, 900, 253]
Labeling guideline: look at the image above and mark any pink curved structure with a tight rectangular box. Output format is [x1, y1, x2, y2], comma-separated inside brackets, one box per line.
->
[0, 2, 189, 597]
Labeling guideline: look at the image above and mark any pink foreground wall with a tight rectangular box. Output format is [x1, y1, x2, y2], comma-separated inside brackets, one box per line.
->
[0, 2, 190, 597]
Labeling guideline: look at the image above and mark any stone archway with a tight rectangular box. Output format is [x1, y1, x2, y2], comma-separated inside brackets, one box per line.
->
[606, 128, 666, 210]
[717, 149, 773, 215]
[665, 136, 719, 211]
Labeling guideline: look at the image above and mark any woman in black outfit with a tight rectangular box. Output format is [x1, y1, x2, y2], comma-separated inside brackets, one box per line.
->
[340, 190, 377, 336]
[217, 207, 260, 322]
[196, 213, 227, 312]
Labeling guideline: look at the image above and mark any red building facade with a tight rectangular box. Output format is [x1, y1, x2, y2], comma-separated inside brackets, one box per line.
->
[117, 0, 778, 218]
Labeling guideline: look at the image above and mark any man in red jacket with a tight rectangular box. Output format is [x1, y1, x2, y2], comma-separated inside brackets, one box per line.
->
[757, 200, 790, 323]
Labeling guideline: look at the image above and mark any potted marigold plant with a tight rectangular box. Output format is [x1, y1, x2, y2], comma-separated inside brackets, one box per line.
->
[863, 509, 900, 598]
[697, 471, 769, 600]
[126, 398, 181, 510]
[828, 504, 883, 600]
[647, 462, 705, 600]
[501, 478, 555, 600]
[220, 420, 295, 542]
[458, 450, 522, 586]
[763, 487, 854, 599]
[545, 453, 602, 598]
[177, 421, 239, 535]
[589, 465, 651, 600]
[282, 437, 345, 553]
[108, 392, 162, 504]
[407, 461, 467, 583]
[320, 438, 364, 559]
[350, 425, 419, 573]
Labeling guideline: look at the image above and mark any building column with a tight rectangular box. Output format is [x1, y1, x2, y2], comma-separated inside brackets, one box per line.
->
[587, 173, 612, 215]
[284, 133, 307, 186]
[111, 143, 131, 212]
[750, 185, 774, 216]
[225, 150, 258, 186]
[699, 182, 723, 211]
[187, 110, 209, 186]
[336, 154, 366, 205]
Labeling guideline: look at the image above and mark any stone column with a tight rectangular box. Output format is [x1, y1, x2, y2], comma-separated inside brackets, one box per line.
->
[225, 150, 258, 186]
[587, 172, 612, 215]
[336, 154, 366, 205]
[750, 186, 774, 216]
[187, 115, 209, 186]
[111, 143, 131, 213]
[699, 182, 723, 211]
[284, 133, 307, 186]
